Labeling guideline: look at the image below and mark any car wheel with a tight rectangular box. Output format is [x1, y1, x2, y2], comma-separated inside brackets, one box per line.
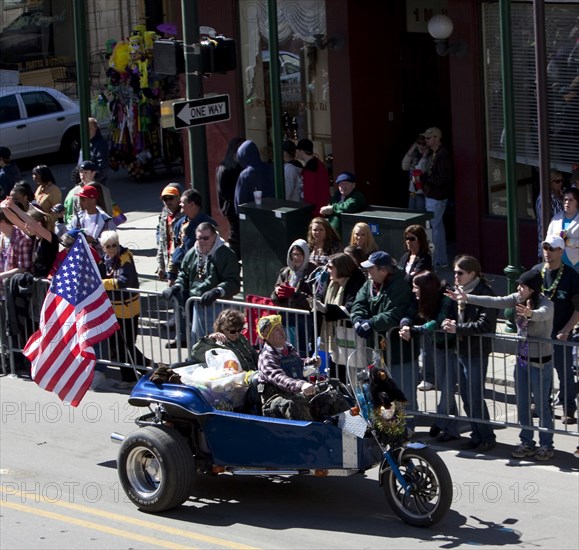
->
[118, 425, 195, 513]
[59, 127, 81, 163]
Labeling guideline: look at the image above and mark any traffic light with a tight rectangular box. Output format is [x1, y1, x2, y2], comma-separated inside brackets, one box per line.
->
[153, 36, 237, 76]
[200, 36, 237, 73]
[153, 39, 185, 76]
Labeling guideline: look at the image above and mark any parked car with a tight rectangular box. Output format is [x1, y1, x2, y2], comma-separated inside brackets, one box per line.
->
[0, 86, 80, 161]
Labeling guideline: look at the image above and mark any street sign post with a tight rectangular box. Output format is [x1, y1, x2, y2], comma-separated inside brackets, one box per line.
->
[173, 94, 230, 129]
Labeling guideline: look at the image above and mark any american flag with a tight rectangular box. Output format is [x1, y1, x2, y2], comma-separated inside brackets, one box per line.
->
[23, 233, 120, 407]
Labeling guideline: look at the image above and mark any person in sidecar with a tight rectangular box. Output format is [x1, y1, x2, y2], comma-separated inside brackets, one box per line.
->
[190, 308, 258, 372]
[256, 314, 319, 421]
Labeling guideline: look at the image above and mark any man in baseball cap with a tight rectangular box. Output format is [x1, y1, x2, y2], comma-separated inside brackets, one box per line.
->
[351, 250, 417, 436]
[360, 251, 394, 269]
[157, 184, 184, 282]
[67, 186, 115, 253]
[319, 170, 367, 236]
[539, 231, 579, 426]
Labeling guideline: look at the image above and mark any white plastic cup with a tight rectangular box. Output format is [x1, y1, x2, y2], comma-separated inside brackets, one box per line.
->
[253, 189, 262, 205]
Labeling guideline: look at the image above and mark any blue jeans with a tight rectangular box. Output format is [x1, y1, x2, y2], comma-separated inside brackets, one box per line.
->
[408, 193, 426, 212]
[432, 348, 461, 438]
[425, 197, 448, 265]
[514, 360, 554, 449]
[190, 302, 224, 348]
[458, 353, 495, 443]
[553, 342, 576, 415]
[390, 360, 419, 431]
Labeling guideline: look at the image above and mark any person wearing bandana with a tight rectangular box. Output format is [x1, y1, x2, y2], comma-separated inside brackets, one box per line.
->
[256, 315, 318, 420]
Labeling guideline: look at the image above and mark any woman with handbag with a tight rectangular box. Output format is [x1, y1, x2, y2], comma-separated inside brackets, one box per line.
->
[315, 252, 366, 382]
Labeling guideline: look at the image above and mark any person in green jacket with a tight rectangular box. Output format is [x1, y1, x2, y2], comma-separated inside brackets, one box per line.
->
[319, 171, 366, 237]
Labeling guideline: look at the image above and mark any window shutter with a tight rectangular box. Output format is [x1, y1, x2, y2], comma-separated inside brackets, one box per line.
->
[483, 2, 579, 174]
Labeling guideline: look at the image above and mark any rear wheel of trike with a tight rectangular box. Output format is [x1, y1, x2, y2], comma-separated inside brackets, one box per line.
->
[118, 425, 194, 513]
[382, 446, 452, 527]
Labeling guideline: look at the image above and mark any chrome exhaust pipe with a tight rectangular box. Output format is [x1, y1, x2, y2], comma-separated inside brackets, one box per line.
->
[110, 432, 125, 444]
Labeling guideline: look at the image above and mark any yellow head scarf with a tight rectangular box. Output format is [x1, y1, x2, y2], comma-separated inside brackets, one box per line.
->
[257, 314, 282, 341]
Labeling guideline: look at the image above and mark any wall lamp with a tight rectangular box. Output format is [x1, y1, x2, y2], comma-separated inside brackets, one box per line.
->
[427, 14, 468, 57]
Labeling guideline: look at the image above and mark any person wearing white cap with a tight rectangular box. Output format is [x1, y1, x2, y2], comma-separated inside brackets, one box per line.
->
[534, 233, 579, 426]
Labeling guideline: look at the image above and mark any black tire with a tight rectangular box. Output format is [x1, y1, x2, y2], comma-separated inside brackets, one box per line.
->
[382, 446, 452, 527]
[59, 127, 81, 163]
[118, 425, 194, 513]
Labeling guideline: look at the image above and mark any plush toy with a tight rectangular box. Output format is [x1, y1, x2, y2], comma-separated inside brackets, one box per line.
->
[109, 40, 130, 72]
[368, 366, 407, 410]
[144, 31, 159, 52]
[129, 34, 144, 57]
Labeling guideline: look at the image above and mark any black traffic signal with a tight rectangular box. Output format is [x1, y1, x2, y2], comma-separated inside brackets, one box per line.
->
[200, 36, 237, 73]
[153, 36, 237, 76]
[153, 39, 185, 76]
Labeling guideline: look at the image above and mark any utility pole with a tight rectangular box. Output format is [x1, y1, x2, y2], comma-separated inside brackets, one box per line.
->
[73, 0, 90, 162]
[267, 0, 284, 199]
[181, 0, 210, 211]
[499, 0, 523, 331]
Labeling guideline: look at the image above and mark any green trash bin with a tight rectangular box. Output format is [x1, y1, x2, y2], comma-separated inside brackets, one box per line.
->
[341, 208, 433, 261]
[239, 198, 314, 297]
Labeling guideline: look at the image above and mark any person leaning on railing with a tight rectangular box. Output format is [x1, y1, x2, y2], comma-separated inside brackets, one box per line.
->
[440, 255, 498, 453]
[446, 269, 556, 462]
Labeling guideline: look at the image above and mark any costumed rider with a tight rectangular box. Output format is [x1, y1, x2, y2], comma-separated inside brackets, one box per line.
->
[256, 315, 319, 421]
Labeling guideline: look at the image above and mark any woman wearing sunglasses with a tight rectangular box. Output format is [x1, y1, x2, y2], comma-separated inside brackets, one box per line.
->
[399, 224, 433, 283]
[441, 255, 498, 452]
[191, 308, 258, 373]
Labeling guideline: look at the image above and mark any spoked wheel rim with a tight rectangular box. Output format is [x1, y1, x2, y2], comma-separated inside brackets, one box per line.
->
[388, 455, 443, 519]
[126, 445, 163, 499]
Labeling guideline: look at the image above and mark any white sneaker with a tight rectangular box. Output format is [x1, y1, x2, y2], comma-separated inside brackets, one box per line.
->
[417, 381, 436, 391]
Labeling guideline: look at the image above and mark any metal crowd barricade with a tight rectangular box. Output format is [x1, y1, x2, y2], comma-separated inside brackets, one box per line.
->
[183, 296, 314, 359]
[3, 277, 577, 441]
[380, 326, 579, 439]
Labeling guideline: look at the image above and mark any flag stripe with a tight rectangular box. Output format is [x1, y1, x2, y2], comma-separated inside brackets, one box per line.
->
[23, 234, 120, 407]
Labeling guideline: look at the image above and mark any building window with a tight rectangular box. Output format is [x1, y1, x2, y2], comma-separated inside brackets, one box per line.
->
[238, 0, 331, 160]
[482, 1, 579, 219]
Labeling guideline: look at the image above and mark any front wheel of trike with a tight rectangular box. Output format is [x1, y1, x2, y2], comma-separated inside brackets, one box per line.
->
[118, 425, 194, 513]
[382, 446, 452, 527]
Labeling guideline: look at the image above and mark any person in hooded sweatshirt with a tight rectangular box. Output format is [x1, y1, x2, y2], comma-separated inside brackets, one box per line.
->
[271, 238, 316, 355]
[233, 140, 275, 213]
[271, 238, 317, 309]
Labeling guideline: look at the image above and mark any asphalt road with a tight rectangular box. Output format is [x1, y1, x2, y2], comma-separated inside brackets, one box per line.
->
[1, 373, 578, 550]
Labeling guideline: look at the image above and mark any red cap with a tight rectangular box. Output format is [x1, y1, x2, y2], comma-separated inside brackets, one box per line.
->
[75, 186, 99, 199]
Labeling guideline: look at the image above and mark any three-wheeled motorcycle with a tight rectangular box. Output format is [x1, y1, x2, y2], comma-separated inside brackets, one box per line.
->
[113, 348, 452, 527]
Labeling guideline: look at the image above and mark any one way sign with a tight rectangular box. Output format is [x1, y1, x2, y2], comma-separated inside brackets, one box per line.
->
[173, 95, 230, 129]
